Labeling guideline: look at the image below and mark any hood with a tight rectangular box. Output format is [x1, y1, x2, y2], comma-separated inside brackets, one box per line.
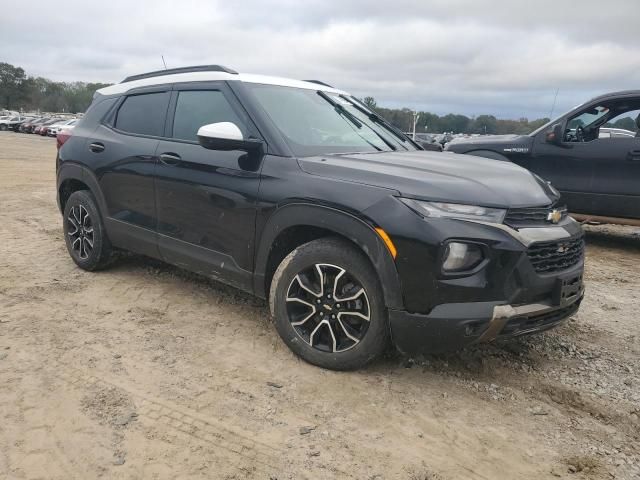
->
[446, 134, 533, 154]
[298, 150, 556, 208]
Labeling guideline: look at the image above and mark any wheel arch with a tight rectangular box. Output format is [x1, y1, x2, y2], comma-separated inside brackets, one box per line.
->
[57, 163, 109, 216]
[254, 203, 403, 310]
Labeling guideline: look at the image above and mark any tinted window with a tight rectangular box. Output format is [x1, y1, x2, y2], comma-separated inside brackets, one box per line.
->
[116, 92, 169, 136]
[172, 90, 245, 141]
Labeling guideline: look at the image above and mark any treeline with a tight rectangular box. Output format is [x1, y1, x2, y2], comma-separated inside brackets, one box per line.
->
[0, 62, 111, 114]
[2, 61, 635, 134]
[363, 97, 550, 135]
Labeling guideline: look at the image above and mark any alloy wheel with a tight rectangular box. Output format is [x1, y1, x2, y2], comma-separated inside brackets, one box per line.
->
[67, 205, 94, 260]
[286, 263, 371, 353]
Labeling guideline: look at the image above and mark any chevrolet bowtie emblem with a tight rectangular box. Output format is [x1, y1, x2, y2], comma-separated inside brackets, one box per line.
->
[547, 209, 562, 224]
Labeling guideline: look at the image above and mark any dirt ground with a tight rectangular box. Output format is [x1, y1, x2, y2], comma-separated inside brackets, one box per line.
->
[0, 131, 638, 480]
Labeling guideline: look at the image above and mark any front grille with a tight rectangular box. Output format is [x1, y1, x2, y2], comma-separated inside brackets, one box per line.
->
[527, 235, 584, 274]
[504, 206, 567, 228]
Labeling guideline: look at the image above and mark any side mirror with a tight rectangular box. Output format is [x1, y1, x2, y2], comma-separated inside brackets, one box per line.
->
[545, 123, 564, 145]
[197, 122, 263, 152]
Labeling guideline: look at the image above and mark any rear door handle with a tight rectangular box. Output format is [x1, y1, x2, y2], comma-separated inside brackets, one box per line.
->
[89, 142, 105, 153]
[159, 152, 182, 165]
[628, 150, 640, 161]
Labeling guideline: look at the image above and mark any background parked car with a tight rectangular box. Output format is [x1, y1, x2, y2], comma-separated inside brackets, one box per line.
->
[0, 116, 25, 131]
[35, 118, 63, 135]
[11, 116, 35, 132]
[21, 117, 49, 133]
[47, 119, 77, 136]
[598, 127, 636, 138]
[446, 90, 640, 223]
[415, 133, 444, 151]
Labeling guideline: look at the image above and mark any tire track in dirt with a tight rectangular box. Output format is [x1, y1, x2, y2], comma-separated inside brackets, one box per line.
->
[51, 358, 292, 477]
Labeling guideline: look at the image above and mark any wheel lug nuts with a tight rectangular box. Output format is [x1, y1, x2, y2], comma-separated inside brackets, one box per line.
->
[316, 299, 321, 304]
[336, 303, 341, 309]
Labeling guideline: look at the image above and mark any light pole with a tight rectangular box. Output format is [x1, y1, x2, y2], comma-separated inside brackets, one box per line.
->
[412, 111, 420, 140]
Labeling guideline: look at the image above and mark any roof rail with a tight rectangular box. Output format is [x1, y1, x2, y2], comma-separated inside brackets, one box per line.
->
[304, 80, 334, 88]
[121, 65, 238, 83]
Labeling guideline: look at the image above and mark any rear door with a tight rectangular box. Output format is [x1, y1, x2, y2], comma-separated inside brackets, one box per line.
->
[154, 82, 264, 290]
[87, 87, 170, 255]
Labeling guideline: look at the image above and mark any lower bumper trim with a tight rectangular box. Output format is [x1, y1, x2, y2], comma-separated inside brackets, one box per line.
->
[389, 296, 582, 355]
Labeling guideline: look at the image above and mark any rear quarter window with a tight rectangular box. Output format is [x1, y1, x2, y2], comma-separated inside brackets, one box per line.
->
[75, 96, 118, 131]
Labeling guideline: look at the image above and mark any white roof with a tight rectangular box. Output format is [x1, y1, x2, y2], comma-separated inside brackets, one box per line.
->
[97, 72, 347, 97]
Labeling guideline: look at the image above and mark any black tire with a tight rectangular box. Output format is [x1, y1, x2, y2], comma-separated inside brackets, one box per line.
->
[269, 237, 389, 370]
[63, 190, 114, 271]
[0, 124, 7, 131]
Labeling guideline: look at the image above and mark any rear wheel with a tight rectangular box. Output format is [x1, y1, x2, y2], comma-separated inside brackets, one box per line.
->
[63, 190, 114, 271]
[270, 238, 389, 370]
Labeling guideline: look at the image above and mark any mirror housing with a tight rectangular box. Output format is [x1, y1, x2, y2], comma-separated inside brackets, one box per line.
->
[545, 123, 564, 145]
[197, 122, 263, 152]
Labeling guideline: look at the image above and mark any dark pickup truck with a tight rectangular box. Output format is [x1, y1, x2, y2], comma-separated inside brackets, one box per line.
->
[446, 91, 640, 224]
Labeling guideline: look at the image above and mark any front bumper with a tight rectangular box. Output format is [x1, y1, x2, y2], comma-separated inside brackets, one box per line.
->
[374, 200, 586, 354]
[389, 285, 583, 355]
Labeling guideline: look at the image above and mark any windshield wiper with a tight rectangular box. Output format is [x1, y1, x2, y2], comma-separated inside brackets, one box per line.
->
[316, 90, 388, 152]
[317, 90, 363, 128]
[340, 95, 416, 148]
[318, 91, 398, 151]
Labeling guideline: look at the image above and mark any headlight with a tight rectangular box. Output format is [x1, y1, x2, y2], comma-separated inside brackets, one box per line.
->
[400, 198, 506, 223]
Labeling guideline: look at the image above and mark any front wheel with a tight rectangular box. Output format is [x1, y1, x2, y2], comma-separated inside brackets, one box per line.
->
[270, 238, 389, 370]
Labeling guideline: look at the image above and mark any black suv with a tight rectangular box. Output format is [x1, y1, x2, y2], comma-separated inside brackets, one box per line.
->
[446, 90, 640, 223]
[56, 65, 585, 370]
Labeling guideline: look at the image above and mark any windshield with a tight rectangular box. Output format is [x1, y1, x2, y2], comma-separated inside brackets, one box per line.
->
[529, 102, 587, 136]
[247, 84, 418, 157]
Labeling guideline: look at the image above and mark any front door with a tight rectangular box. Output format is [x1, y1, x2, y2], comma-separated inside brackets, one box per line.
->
[154, 84, 264, 290]
[526, 136, 595, 214]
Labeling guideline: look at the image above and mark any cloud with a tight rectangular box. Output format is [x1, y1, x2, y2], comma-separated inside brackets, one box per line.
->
[1, 0, 639, 118]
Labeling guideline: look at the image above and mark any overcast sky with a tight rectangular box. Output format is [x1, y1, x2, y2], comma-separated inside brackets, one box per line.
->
[2, 0, 639, 118]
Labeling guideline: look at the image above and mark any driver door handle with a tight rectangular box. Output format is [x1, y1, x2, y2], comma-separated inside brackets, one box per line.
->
[159, 152, 182, 165]
[628, 150, 640, 161]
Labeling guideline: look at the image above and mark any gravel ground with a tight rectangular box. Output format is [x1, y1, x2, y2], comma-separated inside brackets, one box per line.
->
[0, 131, 638, 479]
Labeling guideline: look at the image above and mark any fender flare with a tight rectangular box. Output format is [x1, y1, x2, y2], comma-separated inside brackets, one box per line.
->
[465, 149, 511, 162]
[56, 162, 109, 216]
[253, 203, 403, 310]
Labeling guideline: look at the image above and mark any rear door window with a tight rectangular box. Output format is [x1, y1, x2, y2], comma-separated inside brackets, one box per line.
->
[115, 92, 170, 137]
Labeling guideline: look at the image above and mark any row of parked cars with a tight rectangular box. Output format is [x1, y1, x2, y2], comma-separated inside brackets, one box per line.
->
[0, 114, 79, 137]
